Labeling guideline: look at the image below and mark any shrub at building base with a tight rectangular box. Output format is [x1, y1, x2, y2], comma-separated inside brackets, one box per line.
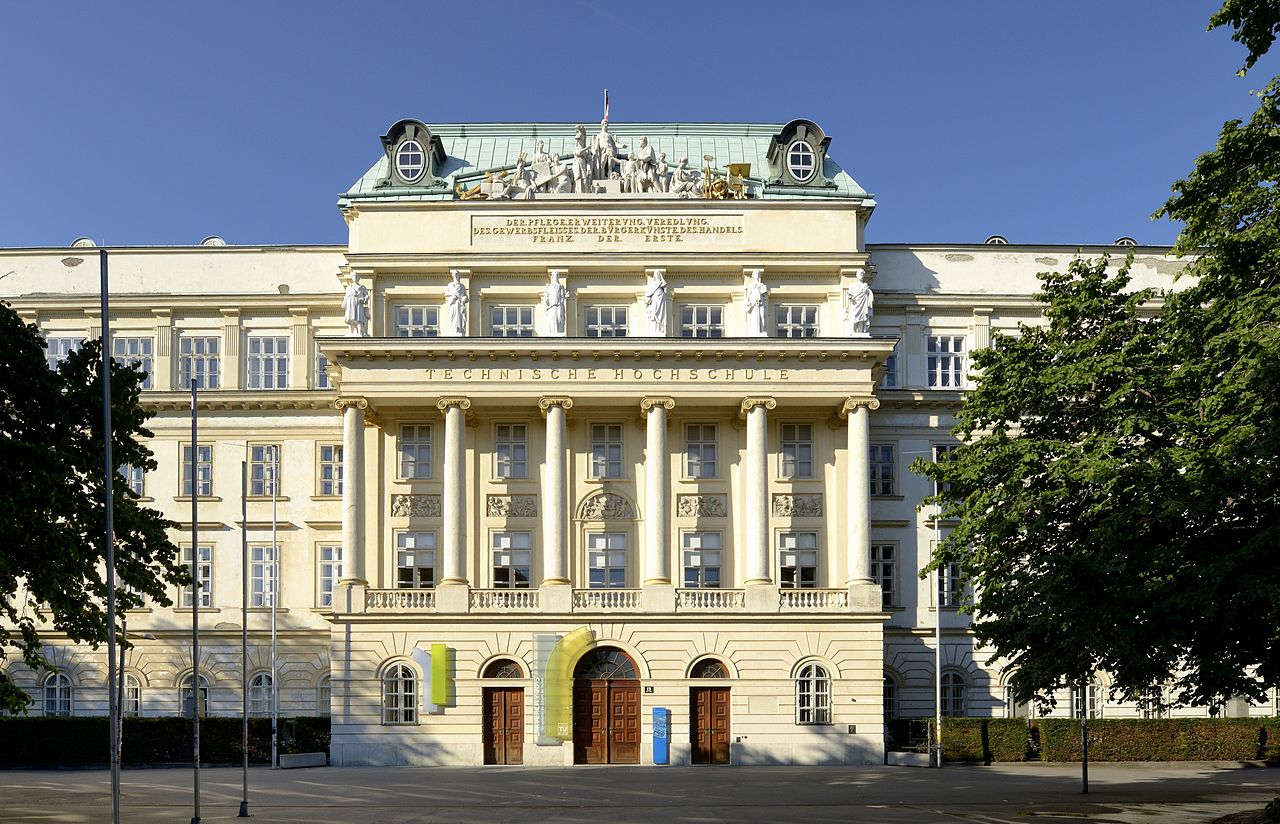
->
[1038, 718, 1280, 762]
[0, 717, 330, 768]
[930, 718, 1032, 763]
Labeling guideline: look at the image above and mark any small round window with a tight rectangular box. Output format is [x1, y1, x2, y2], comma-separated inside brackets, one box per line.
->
[786, 140, 817, 183]
[395, 139, 426, 184]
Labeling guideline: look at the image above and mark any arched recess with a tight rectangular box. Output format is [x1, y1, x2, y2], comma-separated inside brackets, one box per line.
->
[574, 647, 638, 680]
[578, 638, 651, 680]
[572, 645, 642, 765]
[686, 655, 736, 679]
[790, 655, 840, 680]
[481, 657, 526, 679]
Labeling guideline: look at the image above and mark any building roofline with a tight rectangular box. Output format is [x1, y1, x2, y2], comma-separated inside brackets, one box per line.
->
[867, 242, 1180, 254]
[0, 244, 346, 254]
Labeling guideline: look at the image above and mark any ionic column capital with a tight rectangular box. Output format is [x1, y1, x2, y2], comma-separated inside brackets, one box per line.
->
[436, 396, 472, 413]
[538, 396, 574, 418]
[739, 396, 777, 419]
[334, 397, 368, 411]
[838, 395, 881, 418]
[640, 396, 675, 414]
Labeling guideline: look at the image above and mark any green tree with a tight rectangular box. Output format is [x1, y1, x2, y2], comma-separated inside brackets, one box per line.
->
[0, 302, 185, 713]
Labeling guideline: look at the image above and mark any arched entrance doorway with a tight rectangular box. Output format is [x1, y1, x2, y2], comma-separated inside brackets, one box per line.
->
[572, 647, 640, 764]
[689, 657, 731, 765]
[481, 658, 525, 765]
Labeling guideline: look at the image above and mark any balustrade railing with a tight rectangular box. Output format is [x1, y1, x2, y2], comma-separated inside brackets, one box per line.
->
[778, 588, 849, 611]
[366, 588, 436, 611]
[572, 588, 642, 611]
[676, 588, 746, 610]
[470, 589, 539, 611]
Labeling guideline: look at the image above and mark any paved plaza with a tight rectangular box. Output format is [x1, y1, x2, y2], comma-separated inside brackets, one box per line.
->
[0, 763, 1276, 823]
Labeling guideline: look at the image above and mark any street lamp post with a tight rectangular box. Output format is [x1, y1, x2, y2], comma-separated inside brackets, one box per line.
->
[240, 460, 250, 817]
[190, 379, 201, 824]
[97, 249, 121, 824]
[270, 445, 279, 770]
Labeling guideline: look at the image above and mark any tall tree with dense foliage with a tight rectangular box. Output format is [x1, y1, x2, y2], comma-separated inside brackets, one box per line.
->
[0, 303, 184, 713]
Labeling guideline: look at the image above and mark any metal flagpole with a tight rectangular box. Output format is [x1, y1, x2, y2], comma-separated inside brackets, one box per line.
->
[99, 248, 121, 824]
[240, 460, 250, 817]
[190, 379, 201, 824]
[270, 445, 279, 770]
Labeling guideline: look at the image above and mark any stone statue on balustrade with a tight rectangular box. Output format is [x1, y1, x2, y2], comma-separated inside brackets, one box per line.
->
[670, 157, 700, 198]
[443, 270, 468, 336]
[342, 272, 370, 337]
[592, 120, 626, 181]
[655, 152, 670, 192]
[629, 136, 658, 193]
[572, 125, 593, 193]
[844, 268, 874, 336]
[745, 270, 769, 337]
[542, 271, 568, 336]
[644, 270, 669, 336]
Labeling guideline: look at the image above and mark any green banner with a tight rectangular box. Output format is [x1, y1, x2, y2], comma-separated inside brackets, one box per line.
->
[544, 627, 595, 741]
[430, 642, 451, 706]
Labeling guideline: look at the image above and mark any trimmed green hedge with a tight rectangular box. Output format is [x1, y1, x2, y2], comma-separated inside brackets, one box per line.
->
[0, 717, 330, 768]
[1038, 718, 1280, 762]
[931, 718, 1032, 763]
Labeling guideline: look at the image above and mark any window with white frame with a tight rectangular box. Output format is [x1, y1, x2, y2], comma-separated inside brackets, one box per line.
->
[870, 443, 895, 496]
[684, 423, 717, 479]
[1005, 685, 1033, 719]
[44, 336, 84, 370]
[1071, 683, 1103, 719]
[180, 674, 210, 718]
[178, 336, 220, 389]
[584, 306, 628, 337]
[43, 673, 73, 717]
[317, 544, 343, 607]
[932, 443, 958, 495]
[587, 532, 627, 589]
[249, 544, 279, 608]
[1140, 685, 1168, 719]
[394, 306, 439, 337]
[679, 305, 723, 338]
[382, 663, 417, 724]
[870, 543, 896, 608]
[246, 336, 289, 390]
[488, 306, 534, 337]
[941, 671, 967, 717]
[180, 545, 213, 608]
[249, 444, 281, 497]
[119, 463, 144, 497]
[795, 663, 831, 724]
[181, 443, 212, 497]
[779, 532, 818, 589]
[787, 140, 817, 183]
[491, 532, 532, 589]
[494, 424, 528, 479]
[927, 335, 966, 388]
[775, 305, 819, 338]
[123, 675, 141, 717]
[884, 673, 899, 720]
[112, 337, 154, 389]
[398, 424, 433, 479]
[682, 532, 722, 588]
[316, 676, 332, 716]
[249, 672, 273, 716]
[938, 559, 962, 608]
[317, 444, 342, 496]
[395, 532, 435, 589]
[314, 346, 331, 389]
[590, 424, 623, 479]
[780, 423, 814, 479]
[880, 343, 899, 389]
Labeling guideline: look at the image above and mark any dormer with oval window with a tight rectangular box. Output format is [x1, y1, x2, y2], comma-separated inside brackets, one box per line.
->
[377, 119, 447, 188]
[766, 119, 833, 188]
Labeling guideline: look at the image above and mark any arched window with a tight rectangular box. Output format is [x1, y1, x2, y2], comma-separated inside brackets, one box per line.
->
[249, 673, 273, 716]
[690, 658, 729, 679]
[316, 675, 331, 716]
[382, 664, 417, 725]
[482, 659, 524, 679]
[43, 673, 73, 717]
[574, 648, 638, 680]
[941, 671, 967, 717]
[180, 674, 210, 718]
[795, 663, 831, 725]
[883, 673, 899, 721]
[123, 675, 141, 717]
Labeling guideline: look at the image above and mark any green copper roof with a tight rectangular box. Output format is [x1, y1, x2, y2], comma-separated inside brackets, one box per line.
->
[339, 122, 874, 205]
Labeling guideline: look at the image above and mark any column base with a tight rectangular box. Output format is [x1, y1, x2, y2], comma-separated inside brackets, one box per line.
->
[744, 583, 780, 613]
[642, 583, 675, 614]
[539, 582, 573, 614]
[847, 579, 884, 613]
[435, 582, 470, 613]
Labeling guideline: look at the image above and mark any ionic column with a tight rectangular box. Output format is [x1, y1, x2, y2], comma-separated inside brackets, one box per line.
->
[842, 396, 880, 584]
[338, 398, 368, 584]
[641, 397, 675, 584]
[538, 397, 573, 585]
[437, 397, 471, 585]
[741, 397, 777, 585]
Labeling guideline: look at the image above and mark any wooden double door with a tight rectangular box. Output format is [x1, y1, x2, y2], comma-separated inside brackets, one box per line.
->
[572, 679, 641, 764]
[691, 687, 731, 764]
[482, 687, 524, 765]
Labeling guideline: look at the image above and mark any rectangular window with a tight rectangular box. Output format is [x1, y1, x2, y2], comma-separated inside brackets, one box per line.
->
[870, 443, 895, 496]
[247, 336, 289, 390]
[491, 532, 532, 589]
[679, 306, 723, 338]
[398, 424, 433, 479]
[881, 344, 899, 389]
[318, 444, 343, 497]
[181, 443, 213, 497]
[494, 424, 528, 480]
[180, 545, 213, 608]
[775, 305, 819, 338]
[927, 335, 966, 388]
[682, 532, 722, 588]
[584, 306, 628, 337]
[45, 336, 84, 370]
[119, 463, 144, 497]
[938, 560, 962, 608]
[587, 532, 627, 589]
[314, 346, 331, 390]
[112, 337, 154, 389]
[317, 544, 343, 607]
[488, 306, 534, 337]
[684, 423, 717, 479]
[590, 423, 623, 479]
[779, 532, 819, 589]
[178, 336, 220, 390]
[249, 444, 281, 497]
[395, 531, 436, 588]
[933, 443, 958, 496]
[394, 306, 439, 337]
[249, 544, 279, 608]
[870, 544, 896, 608]
[780, 423, 814, 479]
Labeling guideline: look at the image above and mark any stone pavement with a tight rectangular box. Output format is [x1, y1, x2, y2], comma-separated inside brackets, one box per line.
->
[0, 762, 1276, 823]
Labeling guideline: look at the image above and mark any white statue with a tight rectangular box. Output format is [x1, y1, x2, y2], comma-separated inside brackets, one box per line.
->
[342, 272, 370, 337]
[656, 152, 670, 192]
[644, 270, 669, 336]
[542, 271, 568, 336]
[631, 136, 657, 192]
[745, 269, 769, 337]
[592, 119, 626, 180]
[444, 270, 468, 336]
[572, 124, 593, 193]
[670, 157, 700, 198]
[844, 268, 874, 336]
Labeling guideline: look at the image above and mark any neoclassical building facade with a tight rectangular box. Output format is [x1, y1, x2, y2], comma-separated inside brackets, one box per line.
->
[4, 117, 1269, 766]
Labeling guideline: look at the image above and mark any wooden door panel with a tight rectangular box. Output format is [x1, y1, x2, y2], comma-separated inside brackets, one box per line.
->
[609, 681, 640, 764]
[573, 681, 607, 764]
[505, 689, 524, 765]
[482, 688, 500, 765]
[710, 687, 731, 764]
[691, 688, 711, 764]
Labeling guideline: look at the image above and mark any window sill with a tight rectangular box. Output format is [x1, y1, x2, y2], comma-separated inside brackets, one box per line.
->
[773, 476, 817, 485]
[173, 607, 221, 613]
[174, 496, 223, 503]
[311, 606, 334, 614]
[310, 495, 342, 502]
[487, 476, 533, 485]
[246, 495, 292, 502]
[676, 476, 722, 485]
[872, 495, 905, 502]
[130, 496, 156, 503]
[246, 607, 291, 613]
[583, 475, 624, 485]
[123, 607, 154, 614]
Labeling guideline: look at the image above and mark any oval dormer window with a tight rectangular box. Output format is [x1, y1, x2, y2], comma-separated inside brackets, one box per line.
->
[395, 139, 426, 184]
[786, 139, 816, 183]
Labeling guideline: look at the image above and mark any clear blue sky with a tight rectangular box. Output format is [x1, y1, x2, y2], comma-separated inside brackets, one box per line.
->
[1, 1, 1273, 248]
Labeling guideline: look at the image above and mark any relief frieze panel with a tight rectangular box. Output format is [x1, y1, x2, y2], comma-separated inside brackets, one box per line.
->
[390, 494, 442, 518]
[675, 494, 727, 518]
[772, 493, 823, 517]
[486, 495, 538, 518]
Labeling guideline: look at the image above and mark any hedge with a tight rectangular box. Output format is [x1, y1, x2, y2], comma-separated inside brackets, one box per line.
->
[1038, 718, 1280, 762]
[0, 717, 330, 768]
[930, 718, 1032, 763]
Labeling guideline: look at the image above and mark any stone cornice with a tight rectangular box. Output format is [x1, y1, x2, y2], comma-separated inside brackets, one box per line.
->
[142, 391, 338, 414]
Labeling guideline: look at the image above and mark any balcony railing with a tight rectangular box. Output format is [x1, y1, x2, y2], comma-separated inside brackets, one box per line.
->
[676, 588, 746, 611]
[366, 589, 436, 611]
[779, 588, 849, 611]
[470, 588, 539, 611]
[572, 588, 642, 611]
